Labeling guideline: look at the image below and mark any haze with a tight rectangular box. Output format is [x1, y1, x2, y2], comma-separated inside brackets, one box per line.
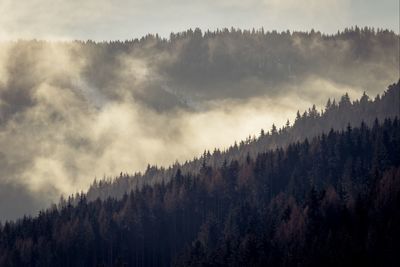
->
[0, 0, 398, 40]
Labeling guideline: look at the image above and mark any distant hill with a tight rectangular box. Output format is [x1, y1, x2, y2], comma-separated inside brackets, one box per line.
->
[1, 27, 398, 118]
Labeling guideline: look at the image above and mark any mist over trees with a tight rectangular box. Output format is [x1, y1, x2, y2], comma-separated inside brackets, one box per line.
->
[0, 25, 398, 263]
[0, 115, 399, 266]
[86, 81, 400, 200]
[0, 27, 398, 221]
[0, 27, 398, 117]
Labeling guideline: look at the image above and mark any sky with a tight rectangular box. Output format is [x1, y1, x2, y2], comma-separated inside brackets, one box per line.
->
[0, 0, 398, 41]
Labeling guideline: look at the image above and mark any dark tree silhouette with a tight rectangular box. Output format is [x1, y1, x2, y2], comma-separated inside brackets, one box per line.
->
[0, 114, 399, 266]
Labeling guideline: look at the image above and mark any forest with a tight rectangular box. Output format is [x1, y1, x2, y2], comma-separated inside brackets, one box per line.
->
[1, 27, 398, 116]
[0, 83, 399, 266]
[87, 81, 400, 200]
[0, 27, 398, 221]
[1, 0, 399, 265]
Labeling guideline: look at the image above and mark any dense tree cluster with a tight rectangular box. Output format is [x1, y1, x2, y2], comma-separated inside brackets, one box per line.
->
[0, 114, 399, 266]
[75, 27, 400, 102]
[87, 81, 400, 200]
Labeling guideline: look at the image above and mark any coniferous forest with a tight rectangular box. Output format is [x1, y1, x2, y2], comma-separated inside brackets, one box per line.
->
[0, 3, 400, 265]
[0, 81, 399, 266]
[0, 27, 398, 221]
[87, 82, 400, 199]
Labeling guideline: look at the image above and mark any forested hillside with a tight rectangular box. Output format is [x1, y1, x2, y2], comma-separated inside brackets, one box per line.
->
[0, 27, 398, 221]
[1, 0, 398, 265]
[1, 27, 397, 117]
[87, 81, 400, 200]
[0, 115, 399, 266]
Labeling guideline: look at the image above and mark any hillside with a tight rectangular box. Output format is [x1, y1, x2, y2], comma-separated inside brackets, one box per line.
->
[1, 27, 398, 117]
[1, 1, 399, 266]
[0, 27, 398, 221]
[0, 116, 399, 266]
[86, 81, 400, 200]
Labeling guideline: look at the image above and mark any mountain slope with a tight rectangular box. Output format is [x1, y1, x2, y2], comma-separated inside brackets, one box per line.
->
[87, 81, 400, 201]
[0, 28, 398, 221]
[0, 117, 399, 266]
